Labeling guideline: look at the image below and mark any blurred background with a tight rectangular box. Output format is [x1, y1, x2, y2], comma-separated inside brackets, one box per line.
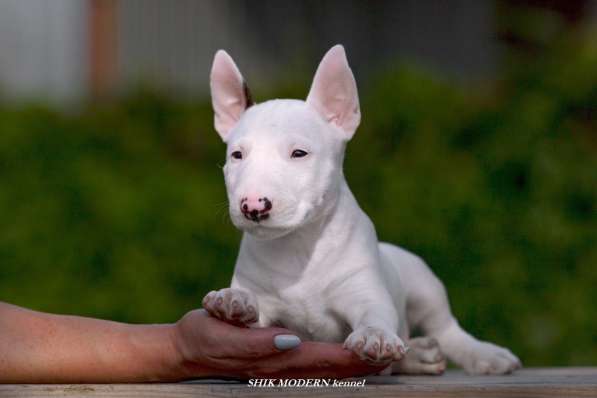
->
[0, 0, 595, 366]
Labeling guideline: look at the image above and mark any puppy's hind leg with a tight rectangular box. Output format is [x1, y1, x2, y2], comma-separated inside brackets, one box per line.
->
[392, 336, 446, 375]
[385, 245, 521, 375]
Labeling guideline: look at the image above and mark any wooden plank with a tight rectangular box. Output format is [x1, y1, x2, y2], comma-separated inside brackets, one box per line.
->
[0, 368, 595, 398]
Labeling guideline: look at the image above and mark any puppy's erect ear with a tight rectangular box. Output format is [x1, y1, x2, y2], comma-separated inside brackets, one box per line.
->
[210, 50, 254, 141]
[306, 45, 361, 139]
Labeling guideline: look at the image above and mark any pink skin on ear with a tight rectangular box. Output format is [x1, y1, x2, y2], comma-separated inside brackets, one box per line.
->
[210, 50, 253, 141]
[306, 45, 361, 139]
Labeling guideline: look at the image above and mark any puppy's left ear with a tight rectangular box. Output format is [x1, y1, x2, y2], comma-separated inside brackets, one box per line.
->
[306, 45, 360, 140]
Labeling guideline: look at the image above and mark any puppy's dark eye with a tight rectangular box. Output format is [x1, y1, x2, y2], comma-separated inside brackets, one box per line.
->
[231, 151, 243, 160]
[291, 149, 308, 158]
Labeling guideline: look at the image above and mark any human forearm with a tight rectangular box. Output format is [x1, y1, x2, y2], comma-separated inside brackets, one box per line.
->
[0, 302, 184, 383]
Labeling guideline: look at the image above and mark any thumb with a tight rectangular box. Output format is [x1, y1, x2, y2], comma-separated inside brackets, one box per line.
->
[224, 324, 302, 358]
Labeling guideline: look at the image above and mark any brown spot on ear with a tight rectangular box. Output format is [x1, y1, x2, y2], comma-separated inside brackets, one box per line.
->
[243, 81, 254, 109]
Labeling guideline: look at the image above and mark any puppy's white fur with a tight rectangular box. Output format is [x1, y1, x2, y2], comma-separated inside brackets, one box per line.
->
[203, 45, 521, 374]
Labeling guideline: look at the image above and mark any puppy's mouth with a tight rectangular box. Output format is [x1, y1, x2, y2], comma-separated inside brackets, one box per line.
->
[233, 217, 295, 240]
[234, 214, 285, 231]
[243, 211, 269, 223]
[230, 201, 312, 239]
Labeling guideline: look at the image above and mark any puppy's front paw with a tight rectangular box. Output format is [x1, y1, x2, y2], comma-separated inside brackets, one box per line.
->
[344, 327, 407, 364]
[202, 288, 258, 326]
[463, 341, 522, 375]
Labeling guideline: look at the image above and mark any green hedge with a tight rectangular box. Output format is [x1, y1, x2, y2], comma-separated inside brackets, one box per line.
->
[0, 35, 595, 366]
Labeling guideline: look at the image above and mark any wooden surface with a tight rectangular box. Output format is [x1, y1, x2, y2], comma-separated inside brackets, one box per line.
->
[1, 368, 596, 398]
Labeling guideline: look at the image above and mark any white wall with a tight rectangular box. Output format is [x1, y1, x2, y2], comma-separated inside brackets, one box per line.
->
[0, 0, 87, 103]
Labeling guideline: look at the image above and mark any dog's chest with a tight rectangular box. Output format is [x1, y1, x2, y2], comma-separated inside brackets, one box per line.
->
[265, 287, 348, 342]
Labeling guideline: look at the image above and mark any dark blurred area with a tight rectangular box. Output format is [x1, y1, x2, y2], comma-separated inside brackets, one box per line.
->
[0, 0, 595, 366]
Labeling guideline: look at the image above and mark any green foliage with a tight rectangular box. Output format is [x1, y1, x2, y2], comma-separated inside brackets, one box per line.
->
[0, 35, 595, 366]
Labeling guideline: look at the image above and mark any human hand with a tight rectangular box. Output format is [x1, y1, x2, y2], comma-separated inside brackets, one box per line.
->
[173, 309, 386, 379]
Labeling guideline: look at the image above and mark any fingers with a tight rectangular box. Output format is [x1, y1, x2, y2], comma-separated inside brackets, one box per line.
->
[247, 342, 387, 379]
[234, 328, 302, 358]
[198, 313, 302, 359]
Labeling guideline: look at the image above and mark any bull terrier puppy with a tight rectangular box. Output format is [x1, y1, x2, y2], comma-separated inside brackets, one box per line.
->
[202, 45, 521, 374]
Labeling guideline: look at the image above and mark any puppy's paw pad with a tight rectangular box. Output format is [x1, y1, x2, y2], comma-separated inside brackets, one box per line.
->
[344, 327, 406, 364]
[202, 288, 259, 325]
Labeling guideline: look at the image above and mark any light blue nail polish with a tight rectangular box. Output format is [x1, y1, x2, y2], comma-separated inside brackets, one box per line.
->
[274, 334, 301, 350]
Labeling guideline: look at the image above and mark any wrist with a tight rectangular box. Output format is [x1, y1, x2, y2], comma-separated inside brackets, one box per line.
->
[120, 323, 190, 382]
[159, 323, 193, 381]
[170, 318, 212, 380]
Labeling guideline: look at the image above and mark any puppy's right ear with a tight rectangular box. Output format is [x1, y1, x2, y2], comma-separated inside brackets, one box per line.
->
[210, 50, 254, 142]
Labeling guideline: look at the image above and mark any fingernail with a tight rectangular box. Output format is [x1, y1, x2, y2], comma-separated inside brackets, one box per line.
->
[274, 334, 301, 350]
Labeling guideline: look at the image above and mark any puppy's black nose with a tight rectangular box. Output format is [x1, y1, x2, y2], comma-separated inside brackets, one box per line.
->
[240, 196, 272, 223]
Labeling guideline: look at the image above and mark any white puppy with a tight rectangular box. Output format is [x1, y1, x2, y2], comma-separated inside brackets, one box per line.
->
[202, 45, 521, 375]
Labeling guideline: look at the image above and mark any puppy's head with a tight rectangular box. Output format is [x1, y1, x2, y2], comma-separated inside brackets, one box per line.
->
[210, 45, 360, 240]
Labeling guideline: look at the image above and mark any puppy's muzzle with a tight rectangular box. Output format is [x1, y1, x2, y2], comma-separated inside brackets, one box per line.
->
[240, 197, 272, 223]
